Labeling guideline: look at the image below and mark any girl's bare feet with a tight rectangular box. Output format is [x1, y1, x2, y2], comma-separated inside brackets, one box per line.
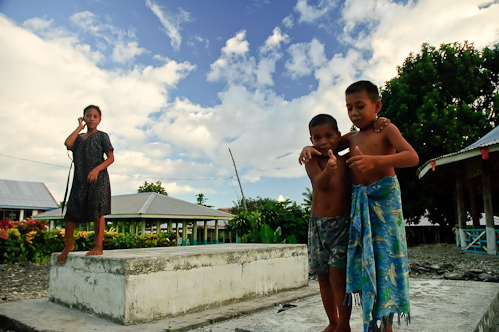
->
[57, 244, 75, 263]
[86, 247, 103, 256]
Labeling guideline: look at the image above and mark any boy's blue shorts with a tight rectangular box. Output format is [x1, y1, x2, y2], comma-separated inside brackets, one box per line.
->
[308, 213, 350, 276]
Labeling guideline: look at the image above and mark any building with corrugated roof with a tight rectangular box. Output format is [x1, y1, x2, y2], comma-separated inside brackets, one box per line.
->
[34, 192, 234, 245]
[418, 126, 498, 255]
[0, 179, 59, 221]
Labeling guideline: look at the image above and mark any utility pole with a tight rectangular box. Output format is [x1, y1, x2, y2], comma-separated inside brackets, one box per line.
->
[228, 148, 247, 211]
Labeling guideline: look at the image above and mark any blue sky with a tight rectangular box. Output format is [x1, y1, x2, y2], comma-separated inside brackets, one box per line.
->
[1, 0, 498, 209]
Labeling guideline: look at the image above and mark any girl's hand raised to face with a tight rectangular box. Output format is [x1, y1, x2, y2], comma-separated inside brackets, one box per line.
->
[78, 117, 86, 130]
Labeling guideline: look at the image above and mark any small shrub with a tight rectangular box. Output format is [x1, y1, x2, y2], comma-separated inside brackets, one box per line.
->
[0, 219, 177, 264]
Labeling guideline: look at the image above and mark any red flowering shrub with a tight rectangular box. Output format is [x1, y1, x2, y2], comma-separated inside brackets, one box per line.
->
[0, 218, 14, 230]
[13, 219, 47, 235]
[0, 229, 9, 240]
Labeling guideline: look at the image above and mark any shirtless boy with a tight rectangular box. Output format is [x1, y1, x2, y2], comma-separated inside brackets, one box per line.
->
[305, 114, 352, 332]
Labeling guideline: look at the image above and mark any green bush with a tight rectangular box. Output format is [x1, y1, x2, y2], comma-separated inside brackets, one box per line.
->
[228, 199, 308, 244]
[0, 218, 177, 264]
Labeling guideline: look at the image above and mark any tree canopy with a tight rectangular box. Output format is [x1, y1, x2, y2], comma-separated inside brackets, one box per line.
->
[380, 41, 498, 230]
[196, 193, 213, 207]
[137, 181, 168, 196]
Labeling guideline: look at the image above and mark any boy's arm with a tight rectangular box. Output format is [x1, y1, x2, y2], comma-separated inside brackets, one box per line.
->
[299, 146, 321, 165]
[65, 117, 85, 147]
[329, 117, 392, 156]
[305, 151, 337, 190]
[347, 124, 418, 172]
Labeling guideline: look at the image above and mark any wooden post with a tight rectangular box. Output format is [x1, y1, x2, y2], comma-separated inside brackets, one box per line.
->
[176, 222, 179, 245]
[456, 175, 467, 250]
[215, 220, 219, 244]
[141, 220, 146, 235]
[156, 220, 161, 234]
[482, 161, 497, 255]
[182, 220, 187, 246]
[168, 220, 172, 234]
[469, 186, 480, 227]
[204, 221, 208, 244]
[193, 221, 198, 245]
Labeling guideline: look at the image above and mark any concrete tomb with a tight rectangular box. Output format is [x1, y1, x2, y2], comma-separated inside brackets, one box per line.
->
[49, 243, 308, 325]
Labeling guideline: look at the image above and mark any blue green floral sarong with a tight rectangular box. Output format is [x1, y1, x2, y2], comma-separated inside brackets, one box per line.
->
[346, 176, 410, 332]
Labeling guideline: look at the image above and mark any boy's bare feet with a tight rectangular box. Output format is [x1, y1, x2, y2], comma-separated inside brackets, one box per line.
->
[86, 247, 103, 256]
[57, 244, 75, 263]
[323, 324, 336, 332]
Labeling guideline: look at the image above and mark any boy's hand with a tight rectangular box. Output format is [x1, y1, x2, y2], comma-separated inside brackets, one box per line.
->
[87, 168, 100, 184]
[298, 146, 321, 165]
[347, 146, 377, 172]
[374, 117, 390, 132]
[326, 150, 337, 172]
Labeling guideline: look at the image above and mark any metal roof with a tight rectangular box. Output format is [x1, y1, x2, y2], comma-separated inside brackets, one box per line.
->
[418, 126, 499, 179]
[33, 192, 234, 221]
[0, 179, 58, 210]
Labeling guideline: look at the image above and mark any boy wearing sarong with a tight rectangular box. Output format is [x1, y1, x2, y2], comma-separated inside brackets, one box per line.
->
[344, 80, 418, 332]
[305, 114, 352, 332]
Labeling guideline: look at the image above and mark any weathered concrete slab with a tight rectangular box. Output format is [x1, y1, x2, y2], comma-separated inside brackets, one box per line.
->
[49, 244, 308, 325]
[197, 279, 499, 332]
[1, 279, 498, 332]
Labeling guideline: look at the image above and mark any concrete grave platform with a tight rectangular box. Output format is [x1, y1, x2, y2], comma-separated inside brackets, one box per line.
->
[49, 244, 308, 325]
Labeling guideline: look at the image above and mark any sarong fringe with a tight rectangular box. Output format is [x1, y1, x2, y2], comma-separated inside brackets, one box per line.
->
[344, 292, 362, 306]
[369, 311, 410, 332]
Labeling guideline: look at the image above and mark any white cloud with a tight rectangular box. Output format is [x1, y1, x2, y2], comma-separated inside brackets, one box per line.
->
[145, 0, 192, 51]
[208, 28, 291, 88]
[294, 0, 337, 23]
[285, 38, 327, 79]
[0, 14, 195, 201]
[222, 30, 250, 56]
[282, 14, 294, 28]
[2, 0, 499, 209]
[260, 27, 290, 54]
[69, 11, 146, 64]
[206, 31, 257, 86]
[341, 0, 499, 83]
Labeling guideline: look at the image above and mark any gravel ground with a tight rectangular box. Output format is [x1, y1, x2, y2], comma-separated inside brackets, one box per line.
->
[0, 243, 498, 304]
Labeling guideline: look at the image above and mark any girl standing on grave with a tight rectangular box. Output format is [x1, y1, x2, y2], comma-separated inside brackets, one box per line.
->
[57, 105, 114, 263]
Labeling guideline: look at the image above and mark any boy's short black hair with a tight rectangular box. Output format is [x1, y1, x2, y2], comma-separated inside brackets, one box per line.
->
[345, 80, 379, 102]
[83, 105, 102, 116]
[309, 114, 339, 133]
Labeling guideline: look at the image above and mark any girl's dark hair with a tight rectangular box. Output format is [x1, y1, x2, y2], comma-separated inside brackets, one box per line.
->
[345, 80, 379, 102]
[83, 105, 101, 116]
[309, 114, 339, 132]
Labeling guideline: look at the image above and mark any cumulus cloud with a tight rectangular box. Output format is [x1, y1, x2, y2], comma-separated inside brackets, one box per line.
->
[282, 14, 294, 28]
[206, 30, 256, 86]
[0, 14, 194, 201]
[208, 28, 291, 88]
[341, 0, 499, 83]
[294, 0, 337, 23]
[1, 0, 499, 208]
[285, 38, 327, 79]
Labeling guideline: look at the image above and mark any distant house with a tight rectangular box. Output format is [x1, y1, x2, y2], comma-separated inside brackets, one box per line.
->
[418, 126, 499, 255]
[0, 179, 59, 221]
[34, 192, 234, 245]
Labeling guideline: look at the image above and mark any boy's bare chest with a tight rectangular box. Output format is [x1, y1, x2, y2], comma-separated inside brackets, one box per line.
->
[349, 131, 388, 155]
